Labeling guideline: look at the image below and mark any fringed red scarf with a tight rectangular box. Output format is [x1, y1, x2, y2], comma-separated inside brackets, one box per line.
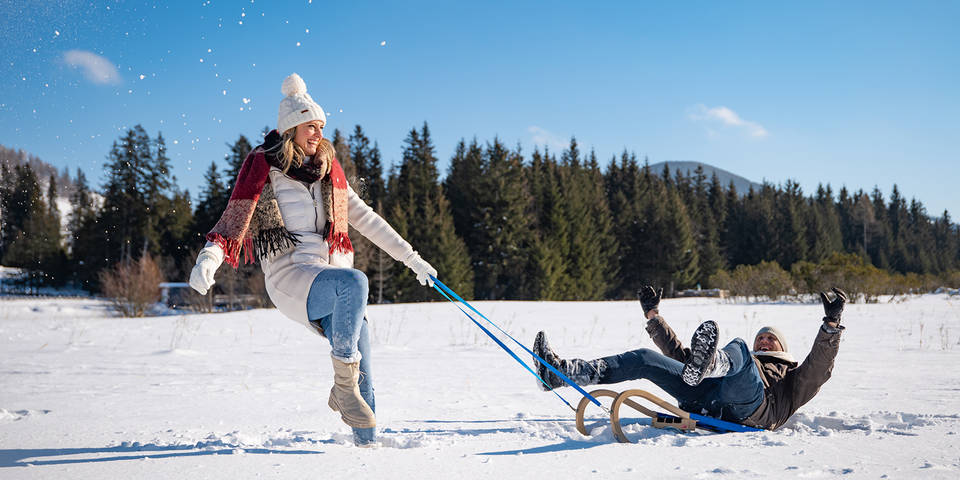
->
[205, 129, 353, 268]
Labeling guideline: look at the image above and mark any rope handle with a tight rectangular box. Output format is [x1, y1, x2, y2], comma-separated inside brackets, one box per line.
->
[431, 276, 603, 409]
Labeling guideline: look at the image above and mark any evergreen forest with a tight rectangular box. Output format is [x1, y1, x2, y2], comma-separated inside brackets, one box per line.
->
[1, 123, 958, 304]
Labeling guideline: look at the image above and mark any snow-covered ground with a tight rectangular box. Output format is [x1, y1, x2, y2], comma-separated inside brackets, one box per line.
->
[1, 295, 958, 478]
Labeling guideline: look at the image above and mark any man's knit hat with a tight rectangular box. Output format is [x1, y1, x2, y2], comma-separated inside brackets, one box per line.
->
[277, 73, 326, 133]
[755, 326, 788, 352]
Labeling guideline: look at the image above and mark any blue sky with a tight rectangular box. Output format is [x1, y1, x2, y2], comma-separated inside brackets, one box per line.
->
[2, 0, 957, 217]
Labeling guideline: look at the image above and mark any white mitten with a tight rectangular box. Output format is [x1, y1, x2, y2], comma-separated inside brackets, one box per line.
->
[402, 251, 438, 287]
[189, 244, 223, 295]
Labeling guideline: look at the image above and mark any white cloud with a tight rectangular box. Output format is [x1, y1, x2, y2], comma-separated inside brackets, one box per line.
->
[528, 126, 567, 152]
[689, 104, 768, 138]
[63, 50, 122, 85]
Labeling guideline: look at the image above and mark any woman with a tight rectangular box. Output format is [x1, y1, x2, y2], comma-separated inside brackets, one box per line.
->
[189, 73, 437, 446]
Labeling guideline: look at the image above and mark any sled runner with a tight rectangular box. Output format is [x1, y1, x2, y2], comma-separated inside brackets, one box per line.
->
[575, 388, 762, 443]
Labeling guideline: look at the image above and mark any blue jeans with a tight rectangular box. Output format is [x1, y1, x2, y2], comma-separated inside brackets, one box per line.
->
[598, 338, 764, 423]
[307, 268, 375, 444]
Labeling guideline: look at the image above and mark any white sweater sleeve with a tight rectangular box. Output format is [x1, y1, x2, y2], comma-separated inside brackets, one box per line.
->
[197, 241, 226, 266]
[346, 185, 415, 262]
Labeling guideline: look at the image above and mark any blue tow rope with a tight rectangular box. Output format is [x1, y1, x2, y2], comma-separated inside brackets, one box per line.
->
[430, 276, 603, 410]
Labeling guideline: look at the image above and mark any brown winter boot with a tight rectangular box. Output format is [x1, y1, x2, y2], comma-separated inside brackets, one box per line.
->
[328, 356, 376, 429]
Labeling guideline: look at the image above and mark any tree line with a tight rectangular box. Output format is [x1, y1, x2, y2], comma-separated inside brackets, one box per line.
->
[1, 123, 957, 301]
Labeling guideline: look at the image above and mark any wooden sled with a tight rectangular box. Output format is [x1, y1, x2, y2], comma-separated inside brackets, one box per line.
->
[575, 389, 762, 443]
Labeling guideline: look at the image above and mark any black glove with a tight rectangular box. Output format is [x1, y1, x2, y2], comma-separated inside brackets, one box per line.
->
[638, 285, 663, 316]
[820, 287, 847, 330]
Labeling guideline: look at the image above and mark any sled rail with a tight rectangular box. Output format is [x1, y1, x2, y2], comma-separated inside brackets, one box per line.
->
[575, 388, 761, 443]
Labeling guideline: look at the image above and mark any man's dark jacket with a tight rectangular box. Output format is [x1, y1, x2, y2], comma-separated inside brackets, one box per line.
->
[645, 316, 842, 430]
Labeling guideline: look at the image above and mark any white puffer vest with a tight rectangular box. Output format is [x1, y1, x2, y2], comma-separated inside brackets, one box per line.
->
[201, 166, 415, 333]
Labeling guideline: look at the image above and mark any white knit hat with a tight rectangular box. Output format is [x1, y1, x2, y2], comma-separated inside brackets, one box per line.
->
[277, 73, 326, 133]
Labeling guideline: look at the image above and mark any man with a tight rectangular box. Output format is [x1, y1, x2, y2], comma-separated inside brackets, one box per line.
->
[533, 286, 847, 430]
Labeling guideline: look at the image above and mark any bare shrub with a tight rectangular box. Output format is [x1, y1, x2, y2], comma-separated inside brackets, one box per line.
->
[710, 261, 794, 301]
[245, 270, 273, 308]
[213, 263, 269, 310]
[184, 287, 215, 313]
[715, 254, 960, 304]
[789, 252, 943, 302]
[944, 271, 960, 289]
[100, 255, 163, 317]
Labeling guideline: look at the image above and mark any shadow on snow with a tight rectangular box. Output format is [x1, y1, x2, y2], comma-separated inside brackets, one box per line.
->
[0, 442, 326, 467]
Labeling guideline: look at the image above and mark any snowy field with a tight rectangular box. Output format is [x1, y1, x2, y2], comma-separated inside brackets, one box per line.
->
[1, 294, 959, 478]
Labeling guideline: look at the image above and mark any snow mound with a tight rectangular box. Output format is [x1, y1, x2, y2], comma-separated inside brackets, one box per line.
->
[143, 429, 335, 452]
[781, 411, 955, 436]
[0, 408, 51, 423]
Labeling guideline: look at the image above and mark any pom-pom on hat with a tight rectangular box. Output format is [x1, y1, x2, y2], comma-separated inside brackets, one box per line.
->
[277, 73, 326, 134]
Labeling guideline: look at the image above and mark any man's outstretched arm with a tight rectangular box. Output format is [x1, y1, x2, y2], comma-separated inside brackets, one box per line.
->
[640, 285, 691, 363]
[787, 288, 847, 410]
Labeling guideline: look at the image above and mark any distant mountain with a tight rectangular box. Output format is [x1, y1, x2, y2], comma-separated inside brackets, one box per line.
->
[648, 161, 762, 195]
[0, 144, 84, 239]
[0, 144, 78, 197]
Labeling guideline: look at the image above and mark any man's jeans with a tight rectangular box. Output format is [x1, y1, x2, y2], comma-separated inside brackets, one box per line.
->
[307, 268, 375, 444]
[598, 338, 764, 423]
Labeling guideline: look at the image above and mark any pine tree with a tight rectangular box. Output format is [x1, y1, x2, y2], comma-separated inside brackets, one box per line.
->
[808, 184, 843, 262]
[0, 163, 11, 260]
[584, 149, 618, 298]
[604, 151, 642, 297]
[443, 139, 484, 242]
[144, 132, 175, 259]
[660, 186, 699, 290]
[557, 140, 589, 299]
[331, 129, 356, 181]
[1, 165, 65, 289]
[555, 139, 616, 300]
[156, 187, 194, 275]
[690, 165, 723, 286]
[867, 187, 891, 269]
[193, 162, 228, 238]
[67, 169, 96, 246]
[933, 210, 958, 273]
[42, 174, 69, 285]
[347, 125, 388, 302]
[349, 125, 385, 206]
[729, 185, 776, 267]
[635, 175, 698, 293]
[381, 166, 406, 302]
[391, 123, 441, 204]
[386, 123, 472, 302]
[422, 189, 474, 300]
[89, 125, 178, 288]
[467, 139, 534, 300]
[369, 200, 395, 303]
[835, 187, 858, 253]
[68, 168, 101, 290]
[224, 135, 253, 190]
[887, 185, 909, 272]
[3, 164, 34, 245]
[46, 174, 60, 225]
[774, 180, 809, 268]
[708, 173, 729, 234]
[99, 126, 150, 266]
[526, 148, 571, 300]
[905, 198, 934, 273]
[628, 161, 663, 292]
[851, 190, 876, 255]
[719, 180, 742, 268]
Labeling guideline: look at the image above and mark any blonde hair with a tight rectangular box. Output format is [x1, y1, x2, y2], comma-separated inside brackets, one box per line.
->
[269, 127, 335, 176]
